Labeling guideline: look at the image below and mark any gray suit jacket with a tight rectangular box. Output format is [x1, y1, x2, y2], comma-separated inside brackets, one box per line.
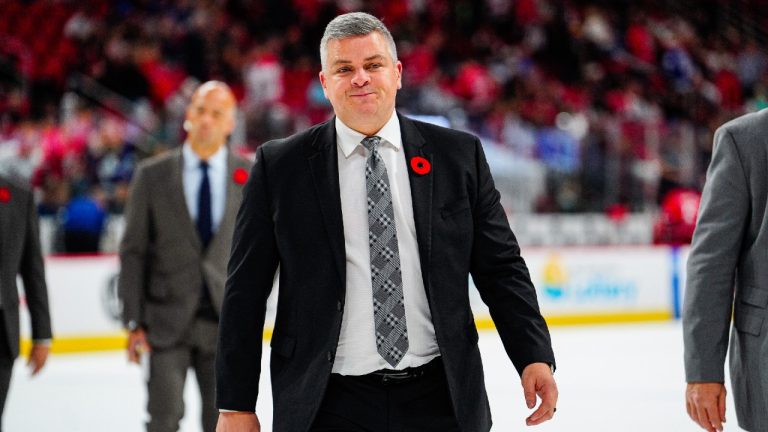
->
[118, 148, 251, 348]
[684, 109, 768, 431]
[0, 176, 52, 358]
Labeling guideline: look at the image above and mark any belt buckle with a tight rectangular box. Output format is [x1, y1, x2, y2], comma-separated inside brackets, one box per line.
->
[380, 368, 423, 385]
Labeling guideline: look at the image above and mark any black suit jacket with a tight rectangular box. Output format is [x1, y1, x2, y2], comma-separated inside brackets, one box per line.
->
[217, 113, 555, 432]
[0, 177, 52, 359]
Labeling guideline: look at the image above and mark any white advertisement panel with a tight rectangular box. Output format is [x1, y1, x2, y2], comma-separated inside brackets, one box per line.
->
[469, 246, 675, 323]
[19, 255, 123, 341]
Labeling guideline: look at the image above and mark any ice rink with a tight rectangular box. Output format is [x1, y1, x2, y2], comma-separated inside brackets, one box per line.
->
[5, 321, 744, 431]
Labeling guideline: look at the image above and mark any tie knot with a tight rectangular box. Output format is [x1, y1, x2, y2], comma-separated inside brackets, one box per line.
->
[361, 136, 382, 152]
[199, 160, 209, 172]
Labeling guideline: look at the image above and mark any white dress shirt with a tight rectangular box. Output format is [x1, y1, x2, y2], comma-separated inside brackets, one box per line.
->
[182, 143, 228, 233]
[332, 112, 439, 375]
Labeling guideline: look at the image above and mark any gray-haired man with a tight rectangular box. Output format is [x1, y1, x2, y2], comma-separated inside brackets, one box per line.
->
[216, 12, 557, 432]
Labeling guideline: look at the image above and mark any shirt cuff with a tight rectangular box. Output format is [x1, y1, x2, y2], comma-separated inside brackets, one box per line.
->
[32, 339, 52, 346]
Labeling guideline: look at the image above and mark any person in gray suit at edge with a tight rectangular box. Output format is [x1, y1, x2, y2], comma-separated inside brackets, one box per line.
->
[118, 81, 251, 432]
[684, 109, 768, 432]
[0, 175, 52, 432]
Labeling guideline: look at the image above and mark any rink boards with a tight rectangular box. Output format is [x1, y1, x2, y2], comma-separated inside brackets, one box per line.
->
[18, 246, 690, 354]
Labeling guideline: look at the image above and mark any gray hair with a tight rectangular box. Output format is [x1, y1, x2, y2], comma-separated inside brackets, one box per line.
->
[319, 12, 398, 71]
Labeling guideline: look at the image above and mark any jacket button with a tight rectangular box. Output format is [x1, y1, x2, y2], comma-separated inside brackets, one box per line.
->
[336, 300, 343, 311]
[327, 351, 334, 362]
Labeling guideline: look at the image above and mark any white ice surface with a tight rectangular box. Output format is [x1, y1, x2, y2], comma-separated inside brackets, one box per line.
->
[5, 321, 745, 431]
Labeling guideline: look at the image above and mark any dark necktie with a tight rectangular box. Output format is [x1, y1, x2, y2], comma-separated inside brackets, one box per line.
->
[362, 136, 409, 367]
[197, 160, 212, 249]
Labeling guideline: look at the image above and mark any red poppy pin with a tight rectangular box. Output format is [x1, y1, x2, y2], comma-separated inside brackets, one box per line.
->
[0, 187, 10, 203]
[233, 168, 249, 185]
[410, 156, 431, 175]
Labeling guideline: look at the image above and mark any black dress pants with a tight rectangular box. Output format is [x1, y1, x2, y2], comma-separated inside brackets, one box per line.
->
[310, 357, 462, 432]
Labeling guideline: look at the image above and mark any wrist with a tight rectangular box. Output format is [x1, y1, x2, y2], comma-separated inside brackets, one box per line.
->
[126, 320, 142, 332]
[32, 339, 52, 347]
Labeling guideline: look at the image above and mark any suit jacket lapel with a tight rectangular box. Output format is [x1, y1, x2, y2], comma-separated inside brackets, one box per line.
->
[398, 113, 433, 292]
[168, 149, 202, 250]
[205, 153, 242, 256]
[222, 153, 241, 228]
[307, 120, 346, 288]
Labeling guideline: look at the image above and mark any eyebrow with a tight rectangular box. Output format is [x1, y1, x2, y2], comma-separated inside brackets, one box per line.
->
[330, 54, 387, 67]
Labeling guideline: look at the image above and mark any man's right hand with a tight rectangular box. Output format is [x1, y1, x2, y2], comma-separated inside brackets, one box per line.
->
[126, 328, 151, 364]
[216, 412, 260, 432]
[686, 382, 726, 432]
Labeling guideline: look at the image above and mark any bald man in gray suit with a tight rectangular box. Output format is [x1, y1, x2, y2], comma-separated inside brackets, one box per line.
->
[684, 109, 768, 432]
[0, 176, 51, 431]
[118, 81, 251, 432]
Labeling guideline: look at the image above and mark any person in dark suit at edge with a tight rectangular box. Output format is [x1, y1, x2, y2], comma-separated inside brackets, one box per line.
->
[0, 175, 52, 432]
[216, 12, 558, 432]
[119, 81, 251, 432]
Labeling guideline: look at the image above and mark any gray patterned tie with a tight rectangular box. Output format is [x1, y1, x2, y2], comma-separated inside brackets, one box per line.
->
[362, 136, 409, 367]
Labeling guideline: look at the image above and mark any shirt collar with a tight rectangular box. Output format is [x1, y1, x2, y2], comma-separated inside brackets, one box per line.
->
[182, 142, 228, 171]
[335, 111, 401, 159]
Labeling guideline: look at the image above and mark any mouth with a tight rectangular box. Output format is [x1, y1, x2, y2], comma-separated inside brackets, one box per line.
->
[350, 92, 375, 98]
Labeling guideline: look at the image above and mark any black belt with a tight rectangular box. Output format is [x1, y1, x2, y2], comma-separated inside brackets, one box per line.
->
[347, 356, 442, 386]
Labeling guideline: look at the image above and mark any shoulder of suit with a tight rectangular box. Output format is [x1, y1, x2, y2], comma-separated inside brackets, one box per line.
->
[403, 115, 480, 157]
[0, 177, 33, 214]
[258, 119, 334, 161]
[265, 120, 331, 148]
[229, 152, 253, 169]
[716, 109, 768, 149]
[135, 147, 181, 173]
[412, 117, 476, 138]
[0, 175, 32, 198]
[709, 111, 768, 168]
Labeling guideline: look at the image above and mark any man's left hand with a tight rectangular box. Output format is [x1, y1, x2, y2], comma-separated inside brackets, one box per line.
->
[27, 343, 50, 376]
[521, 362, 558, 426]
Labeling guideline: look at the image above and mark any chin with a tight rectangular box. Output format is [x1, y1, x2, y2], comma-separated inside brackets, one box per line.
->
[351, 103, 380, 115]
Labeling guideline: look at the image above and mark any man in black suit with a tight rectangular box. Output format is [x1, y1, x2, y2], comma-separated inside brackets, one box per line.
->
[0, 176, 52, 431]
[216, 12, 557, 432]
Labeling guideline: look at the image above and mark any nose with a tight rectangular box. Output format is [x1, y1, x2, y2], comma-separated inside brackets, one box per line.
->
[351, 68, 370, 87]
[199, 112, 214, 128]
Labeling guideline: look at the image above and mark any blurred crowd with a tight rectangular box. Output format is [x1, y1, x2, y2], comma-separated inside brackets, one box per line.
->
[1, 0, 768, 250]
